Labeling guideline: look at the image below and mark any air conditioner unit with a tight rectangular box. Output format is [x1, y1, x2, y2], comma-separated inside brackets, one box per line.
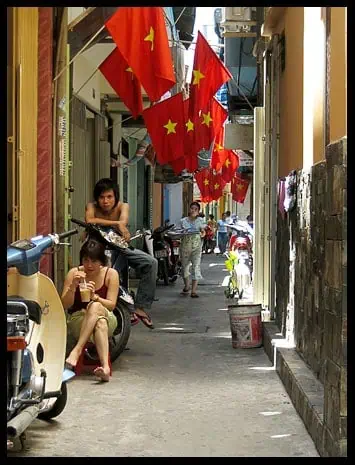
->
[220, 7, 257, 37]
[222, 7, 252, 23]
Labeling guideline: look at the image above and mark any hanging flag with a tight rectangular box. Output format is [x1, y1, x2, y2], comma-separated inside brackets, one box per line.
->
[194, 97, 228, 155]
[194, 168, 226, 203]
[194, 168, 213, 203]
[183, 98, 199, 173]
[210, 171, 226, 201]
[231, 173, 250, 204]
[221, 151, 239, 183]
[142, 92, 185, 166]
[211, 128, 228, 171]
[99, 47, 143, 119]
[106, 7, 176, 102]
[189, 31, 232, 119]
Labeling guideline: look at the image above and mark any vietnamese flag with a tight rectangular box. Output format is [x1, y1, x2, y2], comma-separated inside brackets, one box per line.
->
[99, 47, 143, 119]
[142, 92, 185, 166]
[210, 171, 226, 201]
[106, 7, 176, 102]
[195, 168, 213, 203]
[211, 128, 229, 171]
[183, 98, 199, 173]
[194, 97, 228, 155]
[189, 31, 232, 119]
[231, 173, 250, 204]
[221, 151, 239, 183]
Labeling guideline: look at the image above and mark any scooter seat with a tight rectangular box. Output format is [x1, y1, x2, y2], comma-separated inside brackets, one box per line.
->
[7, 296, 42, 324]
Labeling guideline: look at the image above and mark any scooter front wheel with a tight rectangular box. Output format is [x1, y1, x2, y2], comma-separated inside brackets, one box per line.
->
[38, 382, 67, 421]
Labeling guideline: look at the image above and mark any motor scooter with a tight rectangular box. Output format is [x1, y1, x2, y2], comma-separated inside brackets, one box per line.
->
[228, 221, 253, 279]
[7, 228, 78, 450]
[150, 224, 178, 285]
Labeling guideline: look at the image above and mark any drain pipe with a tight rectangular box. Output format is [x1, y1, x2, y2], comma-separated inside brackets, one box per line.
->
[7, 405, 39, 439]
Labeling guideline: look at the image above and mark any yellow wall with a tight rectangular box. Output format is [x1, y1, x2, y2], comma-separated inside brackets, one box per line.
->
[276, 8, 304, 177]
[13, 7, 38, 238]
[330, 7, 347, 142]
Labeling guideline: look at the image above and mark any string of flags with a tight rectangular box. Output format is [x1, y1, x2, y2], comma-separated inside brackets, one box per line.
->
[99, 6, 251, 203]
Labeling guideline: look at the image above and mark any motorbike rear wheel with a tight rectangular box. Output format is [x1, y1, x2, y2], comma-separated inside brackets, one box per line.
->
[161, 259, 169, 286]
[38, 382, 67, 420]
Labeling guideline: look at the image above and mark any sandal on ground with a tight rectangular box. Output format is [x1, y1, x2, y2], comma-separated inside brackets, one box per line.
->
[136, 312, 154, 329]
[190, 293, 199, 298]
[180, 288, 190, 295]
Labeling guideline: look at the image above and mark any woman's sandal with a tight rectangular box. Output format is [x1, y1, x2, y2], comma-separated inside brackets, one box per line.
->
[136, 312, 154, 329]
[180, 288, 190, 295]
[191, 293, 199, 298]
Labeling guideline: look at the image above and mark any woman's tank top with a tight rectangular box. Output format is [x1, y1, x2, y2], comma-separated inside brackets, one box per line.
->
[68, 267, 109, 314]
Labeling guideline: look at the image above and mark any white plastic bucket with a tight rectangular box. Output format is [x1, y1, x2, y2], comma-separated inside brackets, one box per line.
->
[228, 303, 262, 349]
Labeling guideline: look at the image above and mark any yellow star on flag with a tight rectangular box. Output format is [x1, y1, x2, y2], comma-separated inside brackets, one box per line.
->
[186, 119, 194, 132]
[203, 178, 209, 186]
[224, 158, 231, 167]
[202, 112, 213, 127]
[126, 67, 133, 72]
[237, 183, 244, 191]
[214, 143, 223, 152]
[163, 119, 177, 135]
[144, 26, 155, 51]
[192, 69, 205, 87]
[214, 183, 220, 190]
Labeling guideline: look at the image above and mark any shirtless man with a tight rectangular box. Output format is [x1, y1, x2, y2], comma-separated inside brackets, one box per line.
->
[85, 178, 157, 329]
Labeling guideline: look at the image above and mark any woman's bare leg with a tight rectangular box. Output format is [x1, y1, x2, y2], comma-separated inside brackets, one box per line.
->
[66, 302, 105, 367]
[93, 318, 110, 382]
[191, 279, 198, 295]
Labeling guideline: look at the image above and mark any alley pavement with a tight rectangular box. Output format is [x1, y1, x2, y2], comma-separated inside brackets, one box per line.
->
[9, 254, 319, 457]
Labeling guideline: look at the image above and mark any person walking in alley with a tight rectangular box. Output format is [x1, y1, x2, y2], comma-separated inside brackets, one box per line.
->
[62, 240, 119, 382]
[217, 212, 229, 254]
[85, 178, 157, 329]
[178, 201, 206, 298]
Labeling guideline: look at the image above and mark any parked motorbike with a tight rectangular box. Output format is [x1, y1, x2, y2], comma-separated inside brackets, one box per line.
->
[70, 218, 146, 362]
[7, 228, 78, 449]
[149, 224, 178, 285]
[227, 221, 253, 280]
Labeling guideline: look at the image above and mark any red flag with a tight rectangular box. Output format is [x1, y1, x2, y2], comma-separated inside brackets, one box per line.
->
[99, 47, 143, 119]
[221, 151, 239, 183]
[211, 128, 228, 171]
[183, 98, 199, 173]
[106, 7, 176, 102]
[210, 171, 226, 201]
[142, 93, 185, 165]
[194, 97, 228, 155]
[195, 168, 213, 203]
[189, 31, 232, 119]
[231, 173, 250, 204]
[195, 168, 226, 203]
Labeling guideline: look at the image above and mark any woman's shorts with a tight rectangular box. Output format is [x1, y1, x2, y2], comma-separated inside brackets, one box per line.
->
[67, 306, 118, 343]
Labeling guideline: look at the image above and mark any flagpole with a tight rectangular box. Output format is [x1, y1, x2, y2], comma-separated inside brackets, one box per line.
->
[53, 24, 106, 82]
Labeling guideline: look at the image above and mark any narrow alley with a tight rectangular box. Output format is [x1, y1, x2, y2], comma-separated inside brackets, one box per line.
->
[10, 254, 318, 457]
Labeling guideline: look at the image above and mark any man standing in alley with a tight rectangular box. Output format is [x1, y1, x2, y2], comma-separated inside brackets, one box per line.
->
[85, 178, 157, 329]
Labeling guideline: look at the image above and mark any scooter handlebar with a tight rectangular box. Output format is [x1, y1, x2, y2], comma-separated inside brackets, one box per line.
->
[58, 228, 78, 241]
[70, 218, 88, 228]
